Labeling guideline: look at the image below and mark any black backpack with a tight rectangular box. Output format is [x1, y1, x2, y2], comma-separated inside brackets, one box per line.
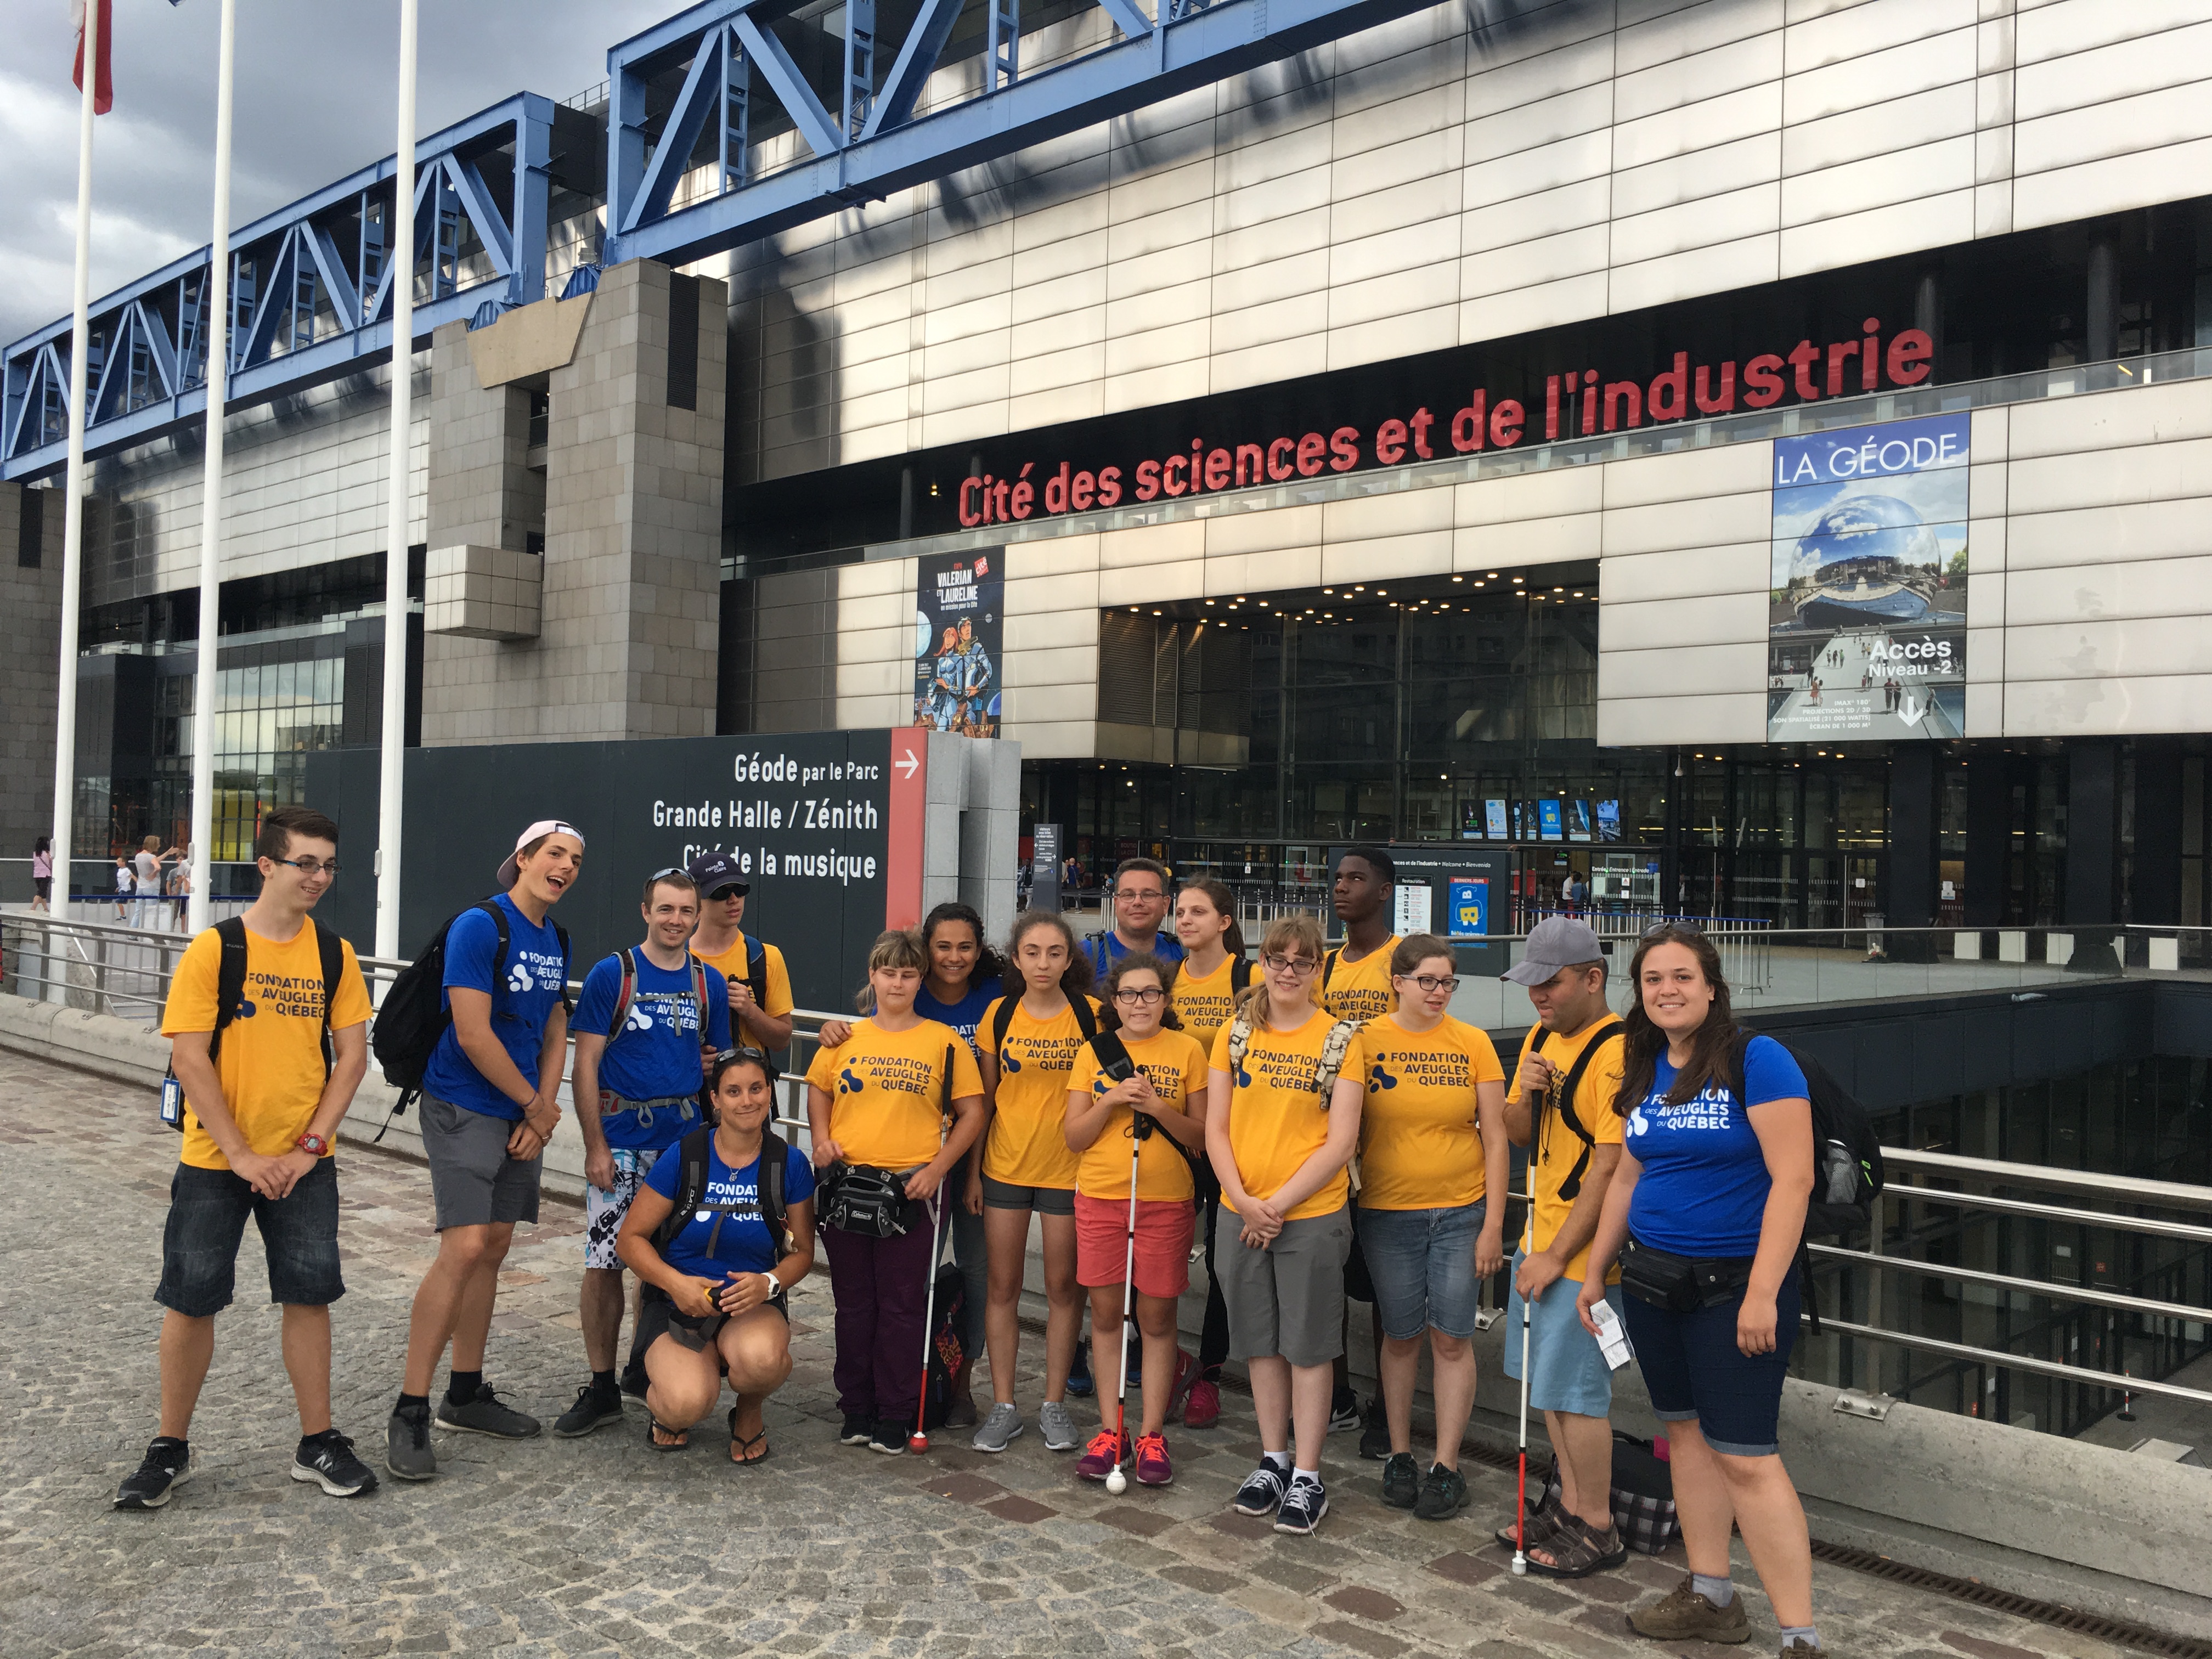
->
[1527, 1017, 1626, 1203]
[160, 917, 347, 1131]
[369, 900, 571, 1132]
[989, 988, 1100, 1052]
[921, 1261, 968, 1430]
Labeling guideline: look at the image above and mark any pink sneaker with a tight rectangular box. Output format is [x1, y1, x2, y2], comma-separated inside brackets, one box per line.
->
[1163, 1348, 1198, 1423]
[1075, 1427, 1129, 1481]
[1134, 1431, 1173, 1486]
[1183, 1374, 1221, 1429]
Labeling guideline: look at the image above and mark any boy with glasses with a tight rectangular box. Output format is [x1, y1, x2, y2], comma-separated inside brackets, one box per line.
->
[554, 868, 733, 1436]
[119, 807, 375, 1509]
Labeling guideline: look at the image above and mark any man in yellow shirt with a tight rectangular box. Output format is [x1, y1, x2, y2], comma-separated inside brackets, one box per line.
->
[118, 806, 375, 1511]
[1499, 917, 1628, 1577]
[687, 851, 795, 1051]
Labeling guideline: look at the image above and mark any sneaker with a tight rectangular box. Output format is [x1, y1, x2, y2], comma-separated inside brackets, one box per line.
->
[838, 1414, 873, 1446]
[552, 1383, 625, 1438]
[868, 1419, 910, 1455]
[1133, 1431, 1173, 1487]
[1183, 1374, 1222, 1429]
[1162, 1349, 1198, 1424]
[944, 1393, 979, 1430]
[1358, 1396, 1392, 1460]
[1328, 1386, 1361, 1434]
[1274, 1474, 1329, 1535]
[1233, 1460, 1288, 1517]
[1380, 1451, 1419, 1510]
[291, 1430, 379, 1498]
[617, 1362, 650, 1402]
[435, 1383, 541, 1440]
[1076, 1427, 1130, 1481]
[385, 1404, 436, 1481]
[1067, 1339, 1094, 1397]
[113, 1437, 191, 1510]
[1780, 1644, 1826, 1657]
[1414, 1462, 1469, 1521]
[1627, 1576, 1752, 1644]
[1039, 1400, 1080, 1452]
[972, 1402, 1023, 1453]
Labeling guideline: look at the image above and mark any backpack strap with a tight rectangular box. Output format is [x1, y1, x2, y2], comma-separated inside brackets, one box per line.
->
[691, 960, 711, 1042]
[1539, 1018, 1625, 1202]
[312, 918, 345, 1080]
[760, 1127, 791, 1257]
[608, 949, 639, 1045]
[555, 922, 574, 1013]
[1068, 995, 1099, 1043]
[1227, 1007, 1254, 1077]
[204, 917, 251, 1065]
[989, 994, 1018, 1053]
[744, 935, 767, 1014]
[1321, 947, 1340, 989]
[1314, 1018, 1359, 1105]
[473, 901, 512, 1015]
[941, 1043, 955, 1124]
[1229, 956, 1254, 993]
[653, 1124, 717, 1250]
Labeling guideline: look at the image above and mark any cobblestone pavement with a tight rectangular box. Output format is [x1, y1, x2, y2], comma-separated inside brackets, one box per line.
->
[0, 1049, 2151, 1659]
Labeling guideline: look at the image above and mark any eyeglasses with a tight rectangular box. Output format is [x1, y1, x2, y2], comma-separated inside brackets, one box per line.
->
[1113, 986, 1165, 1005]
[1395, 974, 1460, 994]
[273, 857, 338, 877]
[1115, 887, 1166, 901]
[1262, 953, 1321, 975]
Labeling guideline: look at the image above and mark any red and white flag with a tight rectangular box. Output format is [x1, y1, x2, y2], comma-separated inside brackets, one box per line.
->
[70, 0, 113, 114]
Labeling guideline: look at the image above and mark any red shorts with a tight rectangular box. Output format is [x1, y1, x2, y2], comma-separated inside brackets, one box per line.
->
[1075, 1192, 1195, 1301]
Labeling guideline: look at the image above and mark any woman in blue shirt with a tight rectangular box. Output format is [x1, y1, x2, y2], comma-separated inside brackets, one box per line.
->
[1575, 925, 1822, 1657]
[619, 1049, 815, 1462]
[814, 900, 1002, 1427]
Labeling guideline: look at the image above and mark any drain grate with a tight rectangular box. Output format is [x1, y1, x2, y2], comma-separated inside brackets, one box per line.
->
[1808, 1539, 2212, 1659]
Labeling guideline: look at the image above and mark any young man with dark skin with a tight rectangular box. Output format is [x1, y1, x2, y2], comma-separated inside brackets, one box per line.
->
[1497, 916, 1629, 1575]
[687, 851, 795, 1053]
[555, 869, 733, 1436]
[386, 821, 582, 1480]
[120, 806, 376, 1508]
[1320, 847, 1400, 1455]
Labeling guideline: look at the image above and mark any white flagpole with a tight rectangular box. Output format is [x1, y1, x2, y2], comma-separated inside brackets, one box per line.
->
[187, 0, 236, 936]
[50, 0, 101, 921]
[375, 0, 417, 960]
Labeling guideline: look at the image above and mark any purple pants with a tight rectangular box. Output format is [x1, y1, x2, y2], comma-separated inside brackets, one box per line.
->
[823, 1220, 936, 1424]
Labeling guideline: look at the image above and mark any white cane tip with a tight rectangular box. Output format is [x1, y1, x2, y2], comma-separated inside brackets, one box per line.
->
[1510, 1556, 1527, 1576]
[1105, 1469, 1127, 1494]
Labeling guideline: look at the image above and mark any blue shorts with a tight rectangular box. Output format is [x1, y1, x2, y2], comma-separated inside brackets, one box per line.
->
[1620, 1268, 1799, 1457]
[1502, 1250, 1622, 1419]
[1356, 1199, 1488, 1341]
[155, 1158, 344, 1317]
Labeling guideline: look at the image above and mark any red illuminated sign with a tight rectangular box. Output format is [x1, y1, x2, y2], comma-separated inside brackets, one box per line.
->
[955, 322, 1933, 529]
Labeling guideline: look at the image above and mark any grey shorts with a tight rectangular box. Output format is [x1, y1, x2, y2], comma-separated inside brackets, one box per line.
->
[1214, 1203, 1351, 1368]
[981, 1174, 1075, 1216]
[421, 1092, 542, 1231]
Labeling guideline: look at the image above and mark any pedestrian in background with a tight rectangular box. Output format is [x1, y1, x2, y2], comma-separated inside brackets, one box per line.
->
[1579, 924, 1822, 1655]
[31, 836, 52, 911]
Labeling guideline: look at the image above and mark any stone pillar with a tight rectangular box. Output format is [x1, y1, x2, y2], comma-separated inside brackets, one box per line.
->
[0, 483, 63, 879]
[2066, 741, 2121, 926]
[1886, 744, 1941, 960]
[2131, 739, 2183, 927]
[418, 259, 726, 744]
[1963, 749, 2013, 927]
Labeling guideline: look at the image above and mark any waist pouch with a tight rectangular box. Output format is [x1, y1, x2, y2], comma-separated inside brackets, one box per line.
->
[819, 1163, 917, 1238]
[1618, 1237, 1753, 1313]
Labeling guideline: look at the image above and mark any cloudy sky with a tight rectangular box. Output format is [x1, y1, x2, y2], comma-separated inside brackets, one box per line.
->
[0, 0, 677, 348]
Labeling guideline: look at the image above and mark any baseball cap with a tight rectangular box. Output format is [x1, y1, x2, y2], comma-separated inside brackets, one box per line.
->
[687, 850, 750, 899]
[496, 820, 585, 888]
[1502, 916, 1606, 986]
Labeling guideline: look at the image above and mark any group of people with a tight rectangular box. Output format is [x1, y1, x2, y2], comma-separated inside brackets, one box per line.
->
[108, 835, 189, 928]
[118, 819, 1831, 1658]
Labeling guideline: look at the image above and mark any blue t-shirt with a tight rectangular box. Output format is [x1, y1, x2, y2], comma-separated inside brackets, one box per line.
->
[572, 952, 733, 1150]
[421, 895, 572, 1121]
[916, 975, 1003, 1053]
[1625, 1035, 1809, 1257]
[1084, 930, 1185, 977]
[644, 1139, 817, 1281]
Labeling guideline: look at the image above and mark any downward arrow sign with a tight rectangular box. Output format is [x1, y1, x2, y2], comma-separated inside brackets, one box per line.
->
[1898, 692, 1926, 727]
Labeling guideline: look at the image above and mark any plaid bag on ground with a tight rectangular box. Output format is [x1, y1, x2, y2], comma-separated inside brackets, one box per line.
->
[1609, 1431, 1679, 1554]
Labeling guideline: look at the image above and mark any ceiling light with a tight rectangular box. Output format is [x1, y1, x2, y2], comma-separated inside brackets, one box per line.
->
[1553, 586, 1564, 592]
[1204, 599, 1214, 605]
[1511, 575, 1523, 583]
[1450, 575, 1462, 583]
[1486, 572, 1498, 578]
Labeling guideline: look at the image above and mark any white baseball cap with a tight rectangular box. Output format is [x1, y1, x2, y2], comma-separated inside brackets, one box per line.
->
[498, 819, 585, 887]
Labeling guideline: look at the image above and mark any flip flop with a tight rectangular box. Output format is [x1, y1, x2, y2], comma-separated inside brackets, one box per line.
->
[729, 1405, 770, 1466]
[647, 1416, 690, 1452]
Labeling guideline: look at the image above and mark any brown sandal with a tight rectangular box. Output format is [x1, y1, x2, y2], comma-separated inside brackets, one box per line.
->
[1495, 1488, 1569, 1553]
[1525, 1513, 1628, 1579]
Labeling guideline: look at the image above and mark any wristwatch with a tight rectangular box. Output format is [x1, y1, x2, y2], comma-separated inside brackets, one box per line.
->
[295, 1132, 330, 1156]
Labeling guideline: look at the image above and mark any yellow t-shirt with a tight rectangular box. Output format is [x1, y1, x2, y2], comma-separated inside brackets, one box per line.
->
[1169, 953, 1248, 1055]
[1357, 1014, 1505, 1210]
[976, 995, 1102, 1189]
[1506, 1019, 1627, 1283]
[1321, 935, 1401, 1025]
[161, 920, 372, 1172]
[1209, 1008, 1365, 1221]
[804, 1016, 981, 1169]
[1068, 1027, 1210, 1203]
[693, 929, 795, 1019]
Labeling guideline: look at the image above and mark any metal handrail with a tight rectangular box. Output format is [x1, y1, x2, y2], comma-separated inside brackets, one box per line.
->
[1811, 1317, 2212, 1407]
[1806, 1241, 2209, 1325]
[1882, 1147, 2212, 1214]
[1880, 1186, 2212, 1244]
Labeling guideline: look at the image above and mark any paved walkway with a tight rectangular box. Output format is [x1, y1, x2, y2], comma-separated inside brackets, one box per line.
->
[0, 1049, 2152, 1659]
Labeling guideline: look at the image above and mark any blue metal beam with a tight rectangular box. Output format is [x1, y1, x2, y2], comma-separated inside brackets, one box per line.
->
[604, 0, 1440, 267]
[2, 93, 555, 482]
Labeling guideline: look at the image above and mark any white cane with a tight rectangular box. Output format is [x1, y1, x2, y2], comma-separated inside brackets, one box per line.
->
[1105, 1111, 1147, 1494]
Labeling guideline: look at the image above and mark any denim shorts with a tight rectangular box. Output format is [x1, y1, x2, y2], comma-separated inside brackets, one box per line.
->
[1502, 1249, 1625, 1420]
[155, 1158, 344, 1317]
[980, 1174, 1075, 1216]
[1356, 1199, 1488, 1340]
[1620, 1267, 1800, 1457]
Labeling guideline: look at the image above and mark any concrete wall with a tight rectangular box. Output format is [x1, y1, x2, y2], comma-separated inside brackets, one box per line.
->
[0, 484, 62, 873]
[721, 0, 2212, 481]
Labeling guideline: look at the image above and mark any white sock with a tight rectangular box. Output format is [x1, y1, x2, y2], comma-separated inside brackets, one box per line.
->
[1694, 1573, 1735, 1607]
[1262, 1449, 1291, 1472]
[1291, 1465, 1321, 1484]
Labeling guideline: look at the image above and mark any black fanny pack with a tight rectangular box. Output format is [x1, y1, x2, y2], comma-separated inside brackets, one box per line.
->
[818, 1163, 917, 1238]
[1617, 1237, 1754, 1313]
